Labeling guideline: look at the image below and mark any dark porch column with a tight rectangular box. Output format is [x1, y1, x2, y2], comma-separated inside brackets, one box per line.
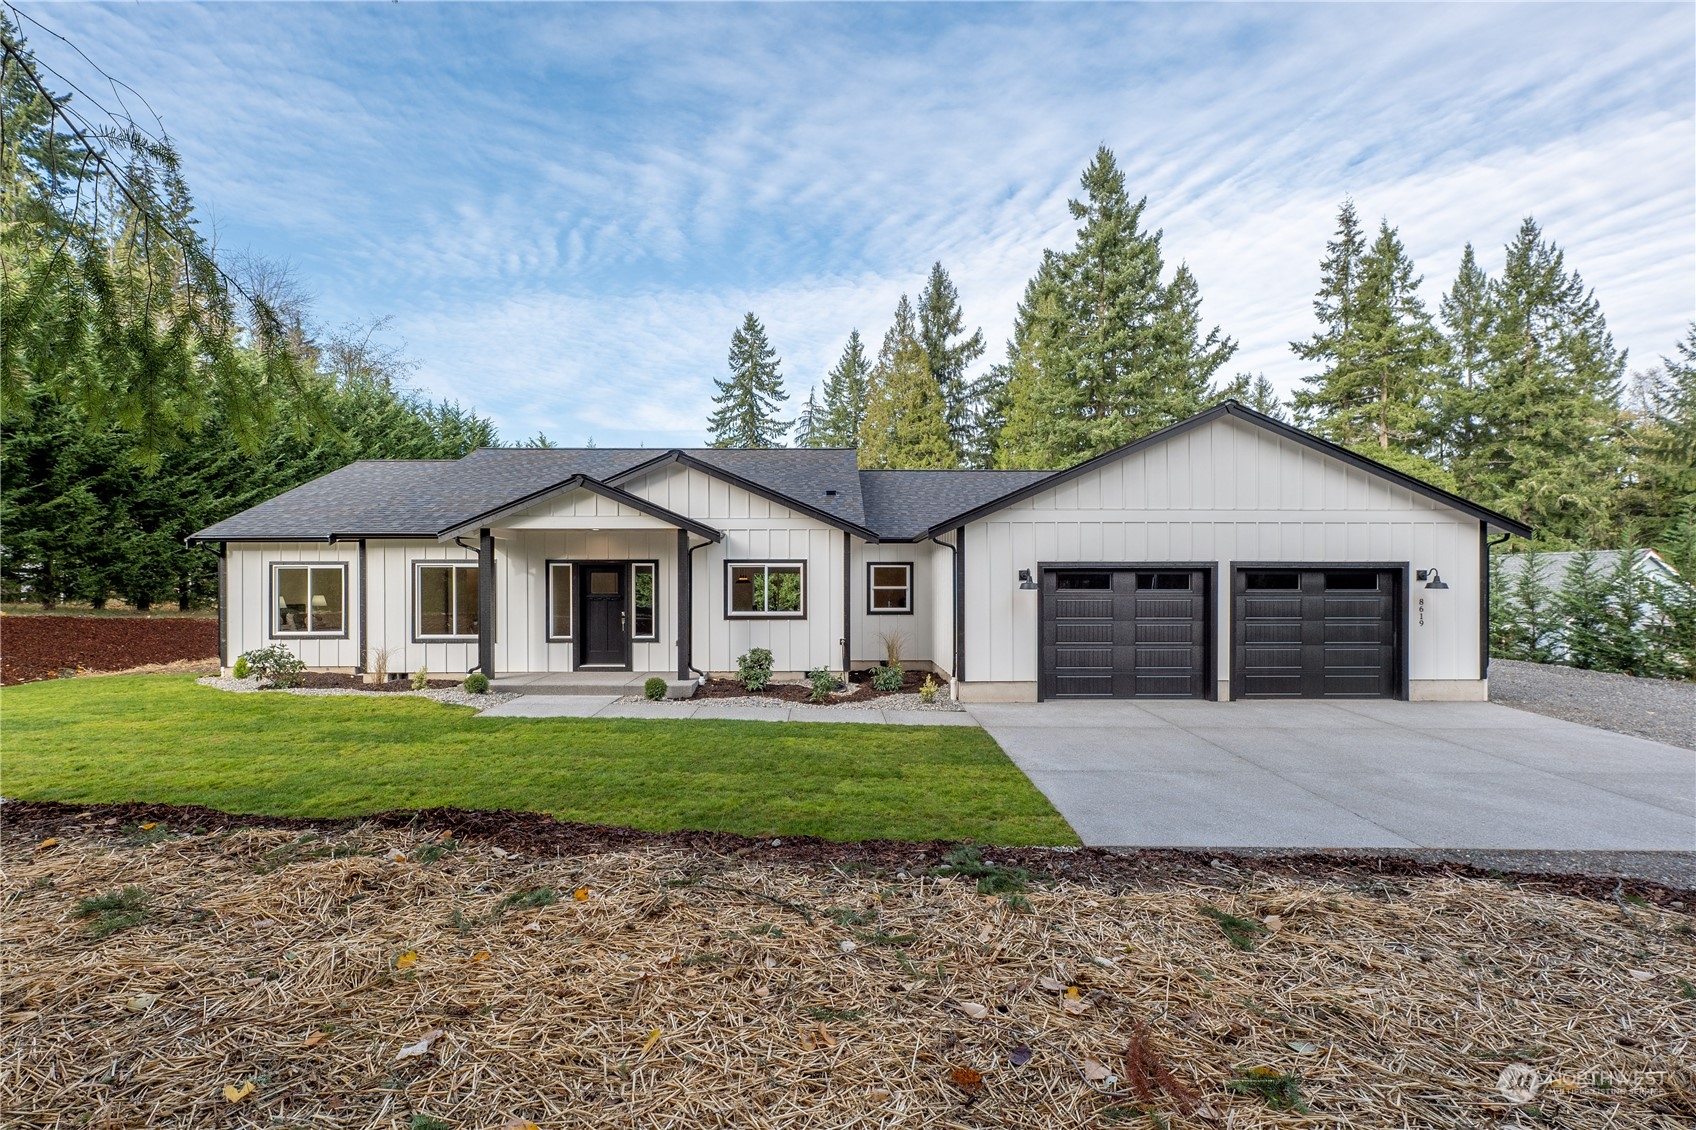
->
[477, 527, 495, 675]
[676, 528, 692, 680]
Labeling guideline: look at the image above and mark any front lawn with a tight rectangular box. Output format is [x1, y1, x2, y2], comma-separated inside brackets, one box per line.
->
[1, 676, 1075, 845]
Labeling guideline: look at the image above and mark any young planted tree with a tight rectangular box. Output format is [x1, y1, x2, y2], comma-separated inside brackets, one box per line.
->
[707, 313, 790, 448]
[858, 296, 955, 469]
[812, 330, 871, 447]
[995, 147, 1234, 468]
[917, 262, 986, 463]
[1494, 548, 1561, 663]
[1555, 551, 1611, 670]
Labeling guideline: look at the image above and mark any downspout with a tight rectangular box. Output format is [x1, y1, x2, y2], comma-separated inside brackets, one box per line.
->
[216, 542, 228, 672]
[356, 539, 368, 674]
[842, 531, 852, 674]
[676, 529, 691, 681]
[933, 527, 965, 689]
[1483, 527, 1511, 682]
[685, 536, 709, 680]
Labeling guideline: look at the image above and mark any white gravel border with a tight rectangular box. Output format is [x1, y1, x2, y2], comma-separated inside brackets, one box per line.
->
[196, 675, 517, 709]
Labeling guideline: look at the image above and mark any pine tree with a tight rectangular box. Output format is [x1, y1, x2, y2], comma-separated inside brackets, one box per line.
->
[814, 330, 871, 447]
[1499, 548, 1561, 663]
[1453, 219, 1625, 541]
[1291, 214, 1442, 463]
[794, 388, 823, 447]
[1556, 550, 1610, 669]
[1220, 373, 1286, 420]
[707, 313, 790, 448]
[1435, 243, 1494, 465]
[859, 296, 955, 469]
[917, 262, 986, 462]
[1622, 325, 1696, 540]
[994, 147, 1234, 468]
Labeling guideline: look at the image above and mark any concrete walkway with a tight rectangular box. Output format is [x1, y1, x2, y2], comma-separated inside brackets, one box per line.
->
[964, 699, 1696, 851]
[476, 696, 979, 727]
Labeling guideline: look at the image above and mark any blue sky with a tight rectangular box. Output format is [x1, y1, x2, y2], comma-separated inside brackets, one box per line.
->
[21, 2, 1696, 447]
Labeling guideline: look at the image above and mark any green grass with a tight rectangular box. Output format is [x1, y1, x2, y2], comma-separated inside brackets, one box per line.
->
[1, 676, 1076, 845]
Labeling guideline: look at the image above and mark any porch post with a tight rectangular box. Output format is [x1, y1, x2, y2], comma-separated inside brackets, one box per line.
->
[676, 528, 692, 680]
[477, 527, 494, 676]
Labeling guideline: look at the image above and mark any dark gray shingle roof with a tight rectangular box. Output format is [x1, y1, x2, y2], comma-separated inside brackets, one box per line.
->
[857, 469, 1057, 540]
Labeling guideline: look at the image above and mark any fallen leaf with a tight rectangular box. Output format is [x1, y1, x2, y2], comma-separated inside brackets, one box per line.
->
[385, 848, 406, 862]
[1262, 914, 1284, 933]
[302, 1031, 328, 1048]
[763, 956, 777, 969]
[1497, 1063, 1539, 1104]
[139, 822, 158, 831]
[975, 924, 994, 943]
[573, 887, 591, 901]
[958, 1001, 990, 1020]
[1009, 1045, 1032, 1067]
[1062, 995, 1093, 1016]
[868, 1087, 891, 1102]
[126, 992, 160, 1012]
[36, 837, 58, 850]
[1037, 975, 1068, 993]
[1064, 985, 1082, 1000]
[798, 1027, 818, 1051]
[396, 1027, 445, 1061]
[1081, 1057, 1111, 1083]
[838, 938, 857, 953]
[501, 1120, 539, 1130]
[222, 1081, 256, 1103]
[949, 1066, 984, 1095]
[394, 950, 419, 970]
[641, 1028, 662, 1054]
[1286, 1040, 1318, 1054]
[489, 846, 510, 859]
[470, 950, 491, 964]
[521, 922, 542, 934]
[815, 1023, 835, 1048]
[752, 985, 771, 999]
[1627, 969, 1654, 982]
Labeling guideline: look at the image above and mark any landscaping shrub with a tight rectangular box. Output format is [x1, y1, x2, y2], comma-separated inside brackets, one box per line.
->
[239, 645, 305, 688]
[806, 667, 837, 703]
[463, 672, 490, 694]
[871, 664, 904, 692]
[644, 676, 668, 701]
[411, 665, 430, 691]
[231, 655, 250, 679]
[919, 674, 938, 704]
[736, 648, 774, 692]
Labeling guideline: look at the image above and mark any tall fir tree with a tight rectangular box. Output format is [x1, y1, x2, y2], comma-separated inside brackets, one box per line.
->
[1452, 218, 1625, 541]
[994, 146, 1234, 468]
[794, 388, 823, 448]
[1219, 373, 1286, 420]
[1291, 212, 1443, 469]
[858, 295, 956, 469]
[813, 330, 871, 447]
[1434, 242, 1494, 465]
[1620, 325, 1696, 540]
[916, 262, 986, 463]
[707, 312, 790, 448]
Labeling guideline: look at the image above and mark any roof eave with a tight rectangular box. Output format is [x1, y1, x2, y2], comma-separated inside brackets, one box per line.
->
[435, 473, 724, 542]
[607, 450, 879, 541]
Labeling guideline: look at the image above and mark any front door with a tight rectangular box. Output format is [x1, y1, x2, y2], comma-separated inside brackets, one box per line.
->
[579, 564, 629, 668]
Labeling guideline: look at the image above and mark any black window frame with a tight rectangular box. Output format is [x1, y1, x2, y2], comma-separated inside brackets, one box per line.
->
[866, 560, 914, 615]
[268, 562, 350, 639]
[724, 559, 807, 619]
[412, 560, 481, 642]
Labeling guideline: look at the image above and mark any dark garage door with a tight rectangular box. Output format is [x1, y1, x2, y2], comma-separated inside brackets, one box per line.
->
[1040, 569, 1209, 699]
[1232, 568, 1400, 698]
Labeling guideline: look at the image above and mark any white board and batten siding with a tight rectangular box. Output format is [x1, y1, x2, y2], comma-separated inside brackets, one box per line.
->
[849, 541, 939, 670]
[623, 464, 847, 676]
[959, 415, 1484, 700]
[223, 541, 362, 670]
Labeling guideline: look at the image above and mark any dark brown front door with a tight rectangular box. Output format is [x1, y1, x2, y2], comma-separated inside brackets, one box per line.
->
[579, 564, 629, 668]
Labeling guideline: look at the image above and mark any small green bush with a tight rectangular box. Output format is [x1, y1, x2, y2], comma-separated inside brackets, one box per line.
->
[463, 672, 490, 694]
[919, 674, 938, 704]
[736, 648, 774, 692]
[231, 655, 250, 679]
[806, 667, 837, 703]
[644, 676, 668, 701]
[411, 665, 429, 691]
[240, 645, 305, 688]
[871, 664, 904, 692]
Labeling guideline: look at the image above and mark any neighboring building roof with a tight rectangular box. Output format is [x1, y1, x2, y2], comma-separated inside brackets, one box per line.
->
[858, 469, 1056, 541]
[1495, 548, 1683, 588]
[190, 402, 1534, 545]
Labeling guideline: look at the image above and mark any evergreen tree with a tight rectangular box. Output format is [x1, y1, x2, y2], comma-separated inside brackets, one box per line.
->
[1621, 325, 1696, 540]
[1497, 548, 1561, 663]
[1291, 214, 1443, 462]
[859, 295, 955, 469]
[1434, 243, 1494, 465]
[794, 388, 823, 448]
[814, 330, 871, 447]
[1556, 550, 1610, 669]
[917, 262, 986, 462]
[1219, 373, 1286, 420]
[707, 313, 790, 448]
[995, 147, 1234, 468]
[1453, 218, 1625, 542]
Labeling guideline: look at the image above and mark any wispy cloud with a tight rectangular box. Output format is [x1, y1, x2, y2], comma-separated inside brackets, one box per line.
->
[23, 2, 1694, 444]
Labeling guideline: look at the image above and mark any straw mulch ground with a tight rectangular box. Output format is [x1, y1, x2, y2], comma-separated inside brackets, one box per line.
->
[4, 810, 1693, 1129]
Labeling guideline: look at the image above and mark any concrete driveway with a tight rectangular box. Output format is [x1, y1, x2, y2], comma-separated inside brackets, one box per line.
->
[965, 699, 1696, 850]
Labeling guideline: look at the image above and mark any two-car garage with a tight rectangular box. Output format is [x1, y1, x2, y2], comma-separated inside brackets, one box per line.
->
[1038, 563, 1403, 701]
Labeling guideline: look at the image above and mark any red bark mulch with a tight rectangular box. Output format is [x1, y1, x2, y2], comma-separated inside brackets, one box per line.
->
[694, 668, 946, 702]
[1, 615, 219, 686]
[290, 672, 461, 693]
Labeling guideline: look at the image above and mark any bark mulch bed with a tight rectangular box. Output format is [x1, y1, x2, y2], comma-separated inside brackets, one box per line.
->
[1, 614, 219, 686]
[291, 673, 462, 693]
[5, 801, 1693, 1128]
[695, 668, 947, 703]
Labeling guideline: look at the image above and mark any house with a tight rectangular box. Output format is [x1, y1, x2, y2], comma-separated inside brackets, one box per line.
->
[190, 401, 1532, 701]
[1495, 548, 1684, 595]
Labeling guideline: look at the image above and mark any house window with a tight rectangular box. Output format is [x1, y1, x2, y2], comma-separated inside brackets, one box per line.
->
[868, 562, 913, 614]
[547, 562, 573, 640]
[416, 562, 479, 639]
[272, 564, 346, 636]
[632, 562, 657, 639]
[727, 561, 805, 618]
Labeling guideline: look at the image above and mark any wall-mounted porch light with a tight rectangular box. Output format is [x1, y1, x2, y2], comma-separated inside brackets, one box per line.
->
[1417, 568, 1449, 590]
[1018, 569, 1039, 590]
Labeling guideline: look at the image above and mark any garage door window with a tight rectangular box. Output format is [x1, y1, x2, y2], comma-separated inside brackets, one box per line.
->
[1324, 571, 1379, 590]
[1055, 572, 1111, 590]
[1137, 572, 1192, 590]
[1245, 571, 1299, 590]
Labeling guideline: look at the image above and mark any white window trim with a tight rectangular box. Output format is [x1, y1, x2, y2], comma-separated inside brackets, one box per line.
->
[867, 561, 914, 615]
[270, 562, 349, 638]
[725, 560, 807, 619]
[413, 560, 480, 641]
[546, 561, 574, 642]
[631, 560, 659, 641]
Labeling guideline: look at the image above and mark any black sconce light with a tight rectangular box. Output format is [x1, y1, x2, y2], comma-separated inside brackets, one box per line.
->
[1417, 568, 1449, 590]
[1017, 568, 1038, 590]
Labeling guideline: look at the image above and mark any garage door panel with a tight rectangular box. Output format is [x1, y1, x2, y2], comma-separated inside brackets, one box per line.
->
[1041, 568, 1209, 700]
[1056, 622, 1113, 644]
[1234, 567, 1399, 699]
